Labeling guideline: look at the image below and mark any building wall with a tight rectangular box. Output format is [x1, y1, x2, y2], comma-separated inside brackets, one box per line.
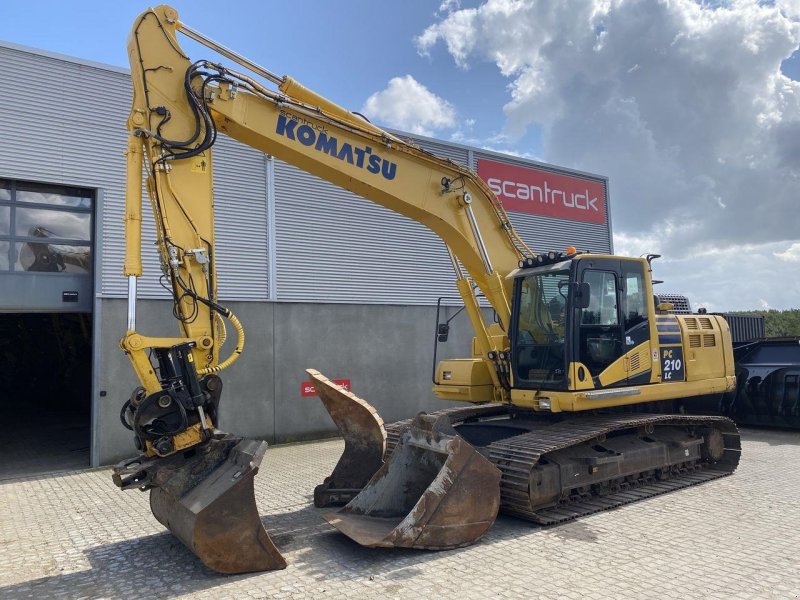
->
[0, 43, 611, 308]
[0, 42, 614, 466]
[0, 42, 271, 303]
[95, 298, 479, 464]
[269, 138, 612, 305]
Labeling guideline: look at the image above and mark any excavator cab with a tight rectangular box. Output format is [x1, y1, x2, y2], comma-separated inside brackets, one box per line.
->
[510, 255, 655, 393]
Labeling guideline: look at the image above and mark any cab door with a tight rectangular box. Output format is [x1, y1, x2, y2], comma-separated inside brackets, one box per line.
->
[574, 259, 625, 386]
[573, 259, 652, 387]
[620, 260, 652, 385]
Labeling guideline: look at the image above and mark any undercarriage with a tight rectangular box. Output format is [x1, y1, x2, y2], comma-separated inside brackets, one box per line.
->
[380, 406, 740, 525]
[319, 379, 740, 549]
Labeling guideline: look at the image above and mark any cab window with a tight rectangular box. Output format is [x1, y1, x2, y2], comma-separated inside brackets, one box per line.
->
[623, 269, 647, 331]
[579, 270, 622, 376]
[513, 269, 569, 385]
[581, 271, 618, 325]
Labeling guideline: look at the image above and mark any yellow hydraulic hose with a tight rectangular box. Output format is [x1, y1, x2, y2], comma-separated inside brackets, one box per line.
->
[198, 309, 244, 374]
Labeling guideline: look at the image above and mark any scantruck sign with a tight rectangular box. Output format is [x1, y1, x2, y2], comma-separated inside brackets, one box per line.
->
[477, 158, 607, 224]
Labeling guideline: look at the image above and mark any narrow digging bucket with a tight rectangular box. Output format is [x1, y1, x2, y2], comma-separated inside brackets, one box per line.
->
[307, 369, 387, 507]
[324, 413, 501, 550]
[114, 435, 286, 574]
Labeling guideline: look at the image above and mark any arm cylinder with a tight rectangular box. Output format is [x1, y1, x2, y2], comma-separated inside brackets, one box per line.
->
[123, 137, 143, 277]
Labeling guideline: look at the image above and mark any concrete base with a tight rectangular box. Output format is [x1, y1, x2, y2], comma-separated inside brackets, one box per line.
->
[93, 299, 480, 466]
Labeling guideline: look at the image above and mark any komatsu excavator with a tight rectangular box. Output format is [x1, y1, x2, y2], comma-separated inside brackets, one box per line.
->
[112, 5, 741, 574]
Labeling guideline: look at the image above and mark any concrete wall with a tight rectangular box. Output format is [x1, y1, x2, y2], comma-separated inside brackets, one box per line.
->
[93, 298, 480, 465]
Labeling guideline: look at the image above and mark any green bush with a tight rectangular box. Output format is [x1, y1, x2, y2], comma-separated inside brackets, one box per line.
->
[727, 309, 800, 337]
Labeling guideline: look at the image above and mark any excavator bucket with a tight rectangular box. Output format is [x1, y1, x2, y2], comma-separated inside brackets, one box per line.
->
[324, 413, 501, 549]
[113, 435, 286, 574]
[307, 369, 387, 506]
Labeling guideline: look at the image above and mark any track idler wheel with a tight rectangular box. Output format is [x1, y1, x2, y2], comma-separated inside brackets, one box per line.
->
[307, 369, 387, 507]
[324, 413, 501, 549]
[113, 435, 286, 574]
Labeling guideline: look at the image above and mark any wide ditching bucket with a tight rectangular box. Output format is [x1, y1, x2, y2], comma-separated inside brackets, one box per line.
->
[113, 435, 286, 574]
[324, 413, 501, 550]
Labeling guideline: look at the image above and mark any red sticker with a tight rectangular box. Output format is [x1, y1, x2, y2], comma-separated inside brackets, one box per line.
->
[301, 379, 351, 397]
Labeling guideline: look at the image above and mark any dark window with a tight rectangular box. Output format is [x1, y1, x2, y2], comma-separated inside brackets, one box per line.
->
[16, 182, 92, 208]
[0, 206, 9, 235]
[513, 269, 570, 385]
[14, 207, 91, 241]
[14, 242, 91, 274]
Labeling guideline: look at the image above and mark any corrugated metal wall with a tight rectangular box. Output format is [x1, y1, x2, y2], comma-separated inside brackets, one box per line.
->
[0, 43, 269, 302]
[272, 134, 611, 304]
[407, 135, 470, 165]
[273, 160, 457, 304]
[208, 138, 269, 300]
[0, 42, 611, 307]
[0, 44, 130, 303]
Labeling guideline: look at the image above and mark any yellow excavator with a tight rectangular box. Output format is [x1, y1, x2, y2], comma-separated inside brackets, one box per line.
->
[112, 5, 741, 574]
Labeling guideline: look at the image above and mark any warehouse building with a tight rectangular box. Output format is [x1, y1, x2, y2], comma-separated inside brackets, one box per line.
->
[0, 41, 612, 471]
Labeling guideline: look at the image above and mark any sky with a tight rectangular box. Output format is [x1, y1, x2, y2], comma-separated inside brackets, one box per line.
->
[2, 0, 800, 311]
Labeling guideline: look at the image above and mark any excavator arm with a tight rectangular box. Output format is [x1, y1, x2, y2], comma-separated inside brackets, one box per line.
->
[122, 6, 534, 403]
[113, 4, 533, 574]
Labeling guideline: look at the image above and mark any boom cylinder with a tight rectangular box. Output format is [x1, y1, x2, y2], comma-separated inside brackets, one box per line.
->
[177, 21, 284, 85]
[462, 194, 494, 275]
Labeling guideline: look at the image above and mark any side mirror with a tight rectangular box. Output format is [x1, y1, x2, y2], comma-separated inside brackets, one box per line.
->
[574, 282, 591, 309]
[437, 323, 450, 342]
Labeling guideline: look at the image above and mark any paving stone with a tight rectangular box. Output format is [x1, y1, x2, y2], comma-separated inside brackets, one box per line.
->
[0, 428, 798, 599]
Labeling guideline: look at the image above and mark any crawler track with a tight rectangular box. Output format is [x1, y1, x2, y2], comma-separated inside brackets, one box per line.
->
[488, 413, 740, 523]
[385, 407, 740, 525]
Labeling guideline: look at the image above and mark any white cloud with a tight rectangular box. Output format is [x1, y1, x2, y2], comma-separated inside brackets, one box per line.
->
[361, 75, 456, 136]
[418, 0, 800, 309]
[416, 8, 478, 67]
[775, 242, 800, 262]
[616, 237, 800, 311]
[437, 0, 461, 15]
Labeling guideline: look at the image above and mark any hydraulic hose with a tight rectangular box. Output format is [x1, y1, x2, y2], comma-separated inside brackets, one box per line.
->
[198, 309, 244, 374]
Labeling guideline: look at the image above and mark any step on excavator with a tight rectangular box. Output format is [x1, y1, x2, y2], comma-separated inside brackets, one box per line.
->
[112, 5, 741, 574]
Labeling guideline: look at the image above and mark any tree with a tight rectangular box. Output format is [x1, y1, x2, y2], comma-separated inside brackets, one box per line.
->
[728, 309, 800, 337]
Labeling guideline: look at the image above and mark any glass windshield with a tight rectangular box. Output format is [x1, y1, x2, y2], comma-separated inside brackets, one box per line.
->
[514, 269, 570, 385]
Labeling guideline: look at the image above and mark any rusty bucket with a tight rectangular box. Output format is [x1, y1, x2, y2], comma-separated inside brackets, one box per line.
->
[114, 435, 286, 574]
[306, 369, 387, 507]
[324, 413, 501, 550]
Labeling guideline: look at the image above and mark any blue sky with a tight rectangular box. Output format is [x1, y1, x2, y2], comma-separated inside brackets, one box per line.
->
[2, 1, 800, 310]
[0, 1, 539, 154]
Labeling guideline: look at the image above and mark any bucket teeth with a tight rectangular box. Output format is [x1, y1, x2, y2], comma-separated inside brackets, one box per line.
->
[324, 413, 501, 550]
[307, 369, 387, 507]
[113, 435, 286, 574]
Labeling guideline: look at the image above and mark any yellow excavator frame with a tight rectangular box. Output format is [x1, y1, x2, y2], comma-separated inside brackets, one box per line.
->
[113, 5, 738, 574]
